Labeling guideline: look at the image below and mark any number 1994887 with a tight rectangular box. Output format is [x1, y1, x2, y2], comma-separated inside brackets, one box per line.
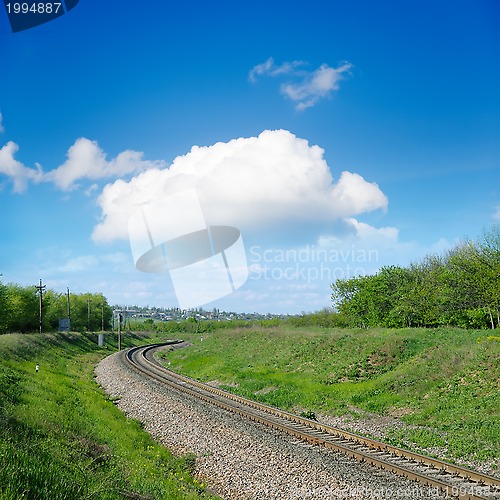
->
[5, 3, 62, 14]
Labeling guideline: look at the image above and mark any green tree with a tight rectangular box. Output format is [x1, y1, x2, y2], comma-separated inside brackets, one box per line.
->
[6, 284, 38, 333]
[408, 255, 449, 327]
[331, 275, 367, 327]
[0, 281, 114, 334]
[331, 224, 499, 329]
[477, 224, 500, 327]
[0, 280, 11, 334]
[68, 293, 112, 331]
[446, 226, 500, 329]
[43, 290, 68, 330]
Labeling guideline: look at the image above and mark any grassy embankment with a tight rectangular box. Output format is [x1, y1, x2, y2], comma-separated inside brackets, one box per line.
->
[162, 325, 499, 467]
[0, 331, 218, 500]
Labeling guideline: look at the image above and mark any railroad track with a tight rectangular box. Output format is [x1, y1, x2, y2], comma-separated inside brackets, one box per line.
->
[125, 342, 500, 500]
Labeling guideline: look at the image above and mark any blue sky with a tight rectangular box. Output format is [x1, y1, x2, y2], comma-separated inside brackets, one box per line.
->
[0, 0, 499, 313]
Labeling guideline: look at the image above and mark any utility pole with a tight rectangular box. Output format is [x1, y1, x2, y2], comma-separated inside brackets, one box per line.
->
[87, 297, 91, 332]
[101, 303, 104, 332]
[118, 312, 122, 351]
[67, 287, 71, 323]
[35, 279, 46, 334]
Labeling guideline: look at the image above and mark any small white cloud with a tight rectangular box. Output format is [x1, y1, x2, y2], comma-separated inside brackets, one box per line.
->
[0, 141, 43, 193]
[428, 237, 453, 255]
[281, 62, 352, 110]
[493, 205, 500, 221]
[102, 252, 129, 265]
[0, 113, 4, 133]
[58, 252, 129, 273]
[59, 255, 99, 273]
[249, 58, 352, 110]
[85, 183, 99, 197]
[341, 218, 398, 243]
[43, 138, 166, 191]
[248, 57, 306, 82]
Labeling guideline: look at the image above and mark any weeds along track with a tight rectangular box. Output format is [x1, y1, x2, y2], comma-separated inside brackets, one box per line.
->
[125, 343, 500, 500]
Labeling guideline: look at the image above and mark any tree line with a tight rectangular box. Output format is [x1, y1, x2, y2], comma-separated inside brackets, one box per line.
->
[331, 225, 500, 329]
[0, 283, 113, 334]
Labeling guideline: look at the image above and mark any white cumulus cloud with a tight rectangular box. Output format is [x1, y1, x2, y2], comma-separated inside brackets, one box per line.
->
[92, 129, 388, 243]
[0, 141, 43, 193]
[249, 58, 352, 110]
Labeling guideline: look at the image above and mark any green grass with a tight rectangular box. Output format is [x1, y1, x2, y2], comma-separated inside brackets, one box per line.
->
[0, 331, 218, 499]
[163, 325, 499, 465]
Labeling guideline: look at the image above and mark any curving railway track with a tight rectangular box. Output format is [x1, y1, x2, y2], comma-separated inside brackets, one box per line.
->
[125, 342, 500, 500]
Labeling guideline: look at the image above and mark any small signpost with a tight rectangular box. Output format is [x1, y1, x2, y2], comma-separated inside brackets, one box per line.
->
[58, 318, 70, 332]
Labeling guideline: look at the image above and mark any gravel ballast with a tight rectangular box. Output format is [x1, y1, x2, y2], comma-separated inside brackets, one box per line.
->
[95, 351, 452, 499]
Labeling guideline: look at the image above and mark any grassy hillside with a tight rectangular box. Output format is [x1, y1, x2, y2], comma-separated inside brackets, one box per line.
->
[0, 331, 217, 499]
[163, 326, 499, 467]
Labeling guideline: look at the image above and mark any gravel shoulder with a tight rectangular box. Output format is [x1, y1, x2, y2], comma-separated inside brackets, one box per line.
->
[94, 351, 456, 499]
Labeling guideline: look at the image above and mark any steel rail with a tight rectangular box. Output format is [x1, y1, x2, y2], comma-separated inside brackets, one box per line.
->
[124, 343, 500, 500]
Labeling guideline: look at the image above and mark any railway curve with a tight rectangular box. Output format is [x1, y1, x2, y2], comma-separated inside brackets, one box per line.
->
[124, 342, 500, 500]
